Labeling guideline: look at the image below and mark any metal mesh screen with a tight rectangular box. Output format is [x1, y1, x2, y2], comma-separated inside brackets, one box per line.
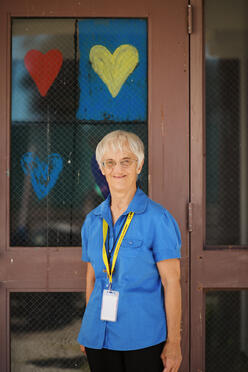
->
[205, 59, 240, 245]
[10, 292, 89, 372]
[11, 18, 148, 247]
[205, 0, 248, 247]
[206, 290, 248, 372]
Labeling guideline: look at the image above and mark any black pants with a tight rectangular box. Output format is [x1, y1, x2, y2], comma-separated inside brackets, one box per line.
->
[85, 342, 165, 372]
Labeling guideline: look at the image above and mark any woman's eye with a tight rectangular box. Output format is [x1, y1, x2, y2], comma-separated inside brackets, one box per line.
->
[106, 161, 115, 167]
[121, 160, 130, 167]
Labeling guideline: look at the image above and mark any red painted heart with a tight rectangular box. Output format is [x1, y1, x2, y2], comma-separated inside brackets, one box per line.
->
[24, 49, 63, 97]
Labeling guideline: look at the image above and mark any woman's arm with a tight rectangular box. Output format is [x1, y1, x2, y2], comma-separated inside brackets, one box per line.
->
[80, 262, 95, 355]
[157, 258, 182, 372]
[85, 262, 95, 305]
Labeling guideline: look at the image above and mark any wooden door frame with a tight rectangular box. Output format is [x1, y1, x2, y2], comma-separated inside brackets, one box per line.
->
[190, 0, 248, 370]
[0, 1, 189, 371]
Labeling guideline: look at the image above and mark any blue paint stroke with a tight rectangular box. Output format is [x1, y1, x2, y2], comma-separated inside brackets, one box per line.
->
[91, 155, 109, 199]
[77, 19, 147, 122]
[21, 152, 63, 200]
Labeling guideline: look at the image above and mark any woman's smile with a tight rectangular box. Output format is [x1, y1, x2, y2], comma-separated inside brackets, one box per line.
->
[113, 175, 126, 179]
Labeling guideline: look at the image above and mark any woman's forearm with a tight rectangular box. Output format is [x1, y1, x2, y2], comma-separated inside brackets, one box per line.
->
[164, 279, 182, 342]
[157, 259, 182, 369]
[157, 259, 182, 343]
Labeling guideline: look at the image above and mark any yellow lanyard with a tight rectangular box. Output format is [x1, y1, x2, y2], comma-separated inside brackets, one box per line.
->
[102, 212, 134, 286]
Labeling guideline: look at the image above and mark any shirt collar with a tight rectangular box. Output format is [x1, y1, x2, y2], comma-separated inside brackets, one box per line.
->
[93, 188, 148, 218]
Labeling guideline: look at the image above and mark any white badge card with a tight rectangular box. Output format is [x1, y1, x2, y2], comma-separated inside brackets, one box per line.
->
[100, 289, 119, 322]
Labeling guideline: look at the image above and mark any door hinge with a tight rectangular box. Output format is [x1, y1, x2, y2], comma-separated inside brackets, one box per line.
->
[187, 202, 193, 232]
[187, 4, 193, 34]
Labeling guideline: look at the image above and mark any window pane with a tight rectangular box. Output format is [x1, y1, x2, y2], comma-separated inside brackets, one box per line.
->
[10, 292, 89, 371]
[206, 290, 248, 372]
[205, 0, 248, 246]
[11, 19, 148, 246]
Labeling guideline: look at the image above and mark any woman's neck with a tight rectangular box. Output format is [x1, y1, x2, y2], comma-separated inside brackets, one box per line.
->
[110, 186, 137, 223]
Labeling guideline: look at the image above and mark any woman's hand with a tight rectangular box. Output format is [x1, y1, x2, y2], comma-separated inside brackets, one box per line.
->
[80, 344, 87, 356]
[160, 340, 182, 372]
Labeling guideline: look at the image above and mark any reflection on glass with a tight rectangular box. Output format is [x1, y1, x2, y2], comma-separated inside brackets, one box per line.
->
[205, 0, 248, 246]
[12, 19, 77, 122]
[206, 290, 248, 372]
[10, 292, 89, 372]
[11, 19, 148, 246]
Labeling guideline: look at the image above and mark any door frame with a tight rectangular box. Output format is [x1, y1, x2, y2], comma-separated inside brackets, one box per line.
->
[190, 0, 248, 370]
[0, 1, 189, 371]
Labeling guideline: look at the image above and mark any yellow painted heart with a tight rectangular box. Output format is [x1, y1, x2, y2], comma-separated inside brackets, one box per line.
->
[89, 44, 139, 98]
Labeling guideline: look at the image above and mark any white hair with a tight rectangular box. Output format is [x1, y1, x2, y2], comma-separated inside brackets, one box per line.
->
[96, 130, 145, 168]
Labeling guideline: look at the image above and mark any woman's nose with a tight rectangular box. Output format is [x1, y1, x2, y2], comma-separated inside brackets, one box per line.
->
[112, 161, 124, 172]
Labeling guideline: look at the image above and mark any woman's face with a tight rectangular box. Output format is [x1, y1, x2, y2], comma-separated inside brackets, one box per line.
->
[100, 144, 143, 194]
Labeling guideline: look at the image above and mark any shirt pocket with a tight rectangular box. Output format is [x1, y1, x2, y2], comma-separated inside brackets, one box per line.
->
[119, 238, 143, 257]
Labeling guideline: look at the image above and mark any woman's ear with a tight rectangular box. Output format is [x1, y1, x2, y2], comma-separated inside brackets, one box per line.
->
[136, 159, 144, 175]
[100, 165, 105, 176]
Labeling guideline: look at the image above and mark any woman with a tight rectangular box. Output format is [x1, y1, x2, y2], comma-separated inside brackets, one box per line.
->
[78, 130, 182, 372]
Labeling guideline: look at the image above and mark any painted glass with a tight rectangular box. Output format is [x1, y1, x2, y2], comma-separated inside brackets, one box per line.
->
[11, 18, 148, 246]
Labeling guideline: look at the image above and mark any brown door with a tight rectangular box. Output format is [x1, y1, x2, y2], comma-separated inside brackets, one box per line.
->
[0, 1, 189, 371]
[191, 0, 248, 371]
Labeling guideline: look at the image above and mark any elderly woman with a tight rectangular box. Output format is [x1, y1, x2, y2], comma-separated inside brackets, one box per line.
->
[78, 130, 182, 372]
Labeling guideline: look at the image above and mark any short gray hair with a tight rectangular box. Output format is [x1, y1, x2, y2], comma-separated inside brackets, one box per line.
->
[96, 130, 145, 168]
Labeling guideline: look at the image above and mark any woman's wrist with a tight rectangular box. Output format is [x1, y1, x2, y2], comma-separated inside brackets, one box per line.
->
[166, 336, 181, 344]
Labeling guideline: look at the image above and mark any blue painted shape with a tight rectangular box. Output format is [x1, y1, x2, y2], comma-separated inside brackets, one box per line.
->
[21, 152, 63, 200]
[91, 155, 109, 199]
[77, 19, 147, 122]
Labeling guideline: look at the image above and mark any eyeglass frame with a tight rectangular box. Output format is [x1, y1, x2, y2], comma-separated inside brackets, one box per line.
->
[101, 158, 138, 170]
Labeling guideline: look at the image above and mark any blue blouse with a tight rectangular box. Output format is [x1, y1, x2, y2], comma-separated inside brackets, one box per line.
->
[77, 188, 181, 350]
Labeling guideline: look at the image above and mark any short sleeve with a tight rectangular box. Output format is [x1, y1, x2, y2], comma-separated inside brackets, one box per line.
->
[152, 210, 181, 262]
[81, 216, 90, 262]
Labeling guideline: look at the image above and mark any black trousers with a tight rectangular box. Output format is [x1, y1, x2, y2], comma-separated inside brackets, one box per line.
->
[85, 342, 165, 372]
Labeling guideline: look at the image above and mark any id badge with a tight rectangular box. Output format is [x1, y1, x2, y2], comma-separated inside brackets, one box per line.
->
[100, 289, 119, 322]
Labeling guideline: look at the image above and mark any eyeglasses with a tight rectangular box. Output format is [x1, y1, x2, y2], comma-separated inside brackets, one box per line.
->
[101, 158, 138, 170]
